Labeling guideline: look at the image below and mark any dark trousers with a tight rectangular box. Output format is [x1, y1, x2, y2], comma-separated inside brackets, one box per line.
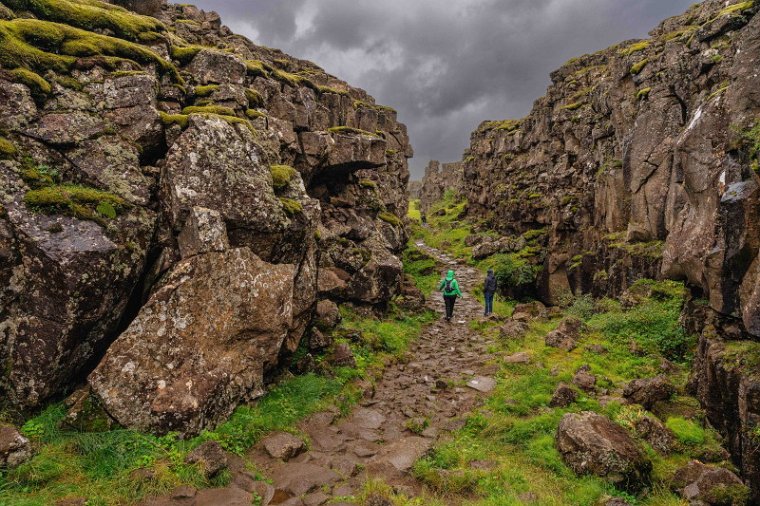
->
[484, 291, 495, 315]
[444, 295, 457, 319]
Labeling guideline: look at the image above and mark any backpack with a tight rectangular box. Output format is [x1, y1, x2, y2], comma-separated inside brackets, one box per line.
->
[444, 279, 453, 293]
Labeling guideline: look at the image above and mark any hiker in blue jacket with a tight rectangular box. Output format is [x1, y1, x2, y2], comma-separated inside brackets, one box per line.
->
[483, 269, 498, 316]
[439, 270, 463, 321]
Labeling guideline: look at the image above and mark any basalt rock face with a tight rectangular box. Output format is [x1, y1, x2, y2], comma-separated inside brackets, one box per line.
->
[0, 0, 411, 434]
[460, 0, 760, 499]
[419, 160, 464, 215]
[461, 0, 760, 319]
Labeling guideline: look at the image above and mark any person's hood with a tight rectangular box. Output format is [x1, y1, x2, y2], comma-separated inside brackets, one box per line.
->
[487, 269, 495, 277]
[446, 270, 455, 280]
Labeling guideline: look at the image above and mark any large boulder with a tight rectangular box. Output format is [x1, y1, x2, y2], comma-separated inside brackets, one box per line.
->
[672, 461, 750, 506]
[556, 412, 652, 492]
[623, 376, 675, 410]
[89, 248, 295, 435]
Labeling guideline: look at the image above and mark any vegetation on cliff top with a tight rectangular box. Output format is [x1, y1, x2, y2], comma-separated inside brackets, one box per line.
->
[3, 0, 165, 41]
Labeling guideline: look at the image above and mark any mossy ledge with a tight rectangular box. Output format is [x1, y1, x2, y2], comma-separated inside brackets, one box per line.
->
[3, 0, 166, 42]
[24, 183, 128, 223]
[0, 18, 179, 81]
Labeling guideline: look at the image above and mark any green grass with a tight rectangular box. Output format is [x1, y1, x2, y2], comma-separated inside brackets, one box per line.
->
[741, 123, 760, 173]
[410, 190, 473, 261]
[403, 243, 440, 296]
[665, 417, 706, 446]
[586, 279, 694, 361]
[409, 283, 716, 505]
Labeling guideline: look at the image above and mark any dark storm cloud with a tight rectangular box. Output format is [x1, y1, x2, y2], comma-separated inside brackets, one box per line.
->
[190, 0, 696, 177]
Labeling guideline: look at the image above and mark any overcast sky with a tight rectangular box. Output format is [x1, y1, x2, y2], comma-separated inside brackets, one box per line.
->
[190, 0, 695, 178]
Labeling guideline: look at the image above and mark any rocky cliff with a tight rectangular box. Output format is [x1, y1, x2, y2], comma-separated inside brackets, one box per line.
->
[458, 0, 760, 499]
[418, 159, 464, 215]
[0, 0, 411, 435]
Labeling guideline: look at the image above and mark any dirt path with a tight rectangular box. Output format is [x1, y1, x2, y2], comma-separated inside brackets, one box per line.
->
[144, 243, 499, 506]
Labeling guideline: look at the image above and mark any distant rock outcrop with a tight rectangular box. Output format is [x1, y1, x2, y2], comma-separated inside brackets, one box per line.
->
[419, 160, 464, 215]
[0, 0, 411, 435]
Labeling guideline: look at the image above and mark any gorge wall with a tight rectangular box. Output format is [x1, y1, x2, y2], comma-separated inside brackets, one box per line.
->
[0, 0, 411, 435]
[418, 159, 464, 215]
[457, 0, 760, 499]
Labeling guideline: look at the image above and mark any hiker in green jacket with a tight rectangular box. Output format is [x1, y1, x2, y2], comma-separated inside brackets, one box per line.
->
[439, 270, 463, 321]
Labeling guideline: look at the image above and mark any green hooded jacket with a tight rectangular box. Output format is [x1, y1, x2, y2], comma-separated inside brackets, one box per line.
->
[439, 270, 462, 297]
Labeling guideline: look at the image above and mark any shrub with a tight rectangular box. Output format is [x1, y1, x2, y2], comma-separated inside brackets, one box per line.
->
[489, 253, 538, 289]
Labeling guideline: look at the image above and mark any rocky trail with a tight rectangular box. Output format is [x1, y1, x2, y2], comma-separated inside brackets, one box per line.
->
[143, 243, 498, 506]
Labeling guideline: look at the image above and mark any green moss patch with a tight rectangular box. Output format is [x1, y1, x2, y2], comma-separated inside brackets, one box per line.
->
[24, 183, 128, 222]
[279, 197, 303, 216]
[245, 88, 264, 107]
[0, 136, 17, 158]
[244, 109, 265, 119]
[4, 0, 165, 41]
[636, 87, 652, 100]
[54, 74, 84, 91]
[327, 126, 378, 137]
[193, 84, 219, 97]
[270, 164, 297, 190]
[0, 18, 177, 80]
[378, 211, 402, 227]
[170, 44, 204, 65]
[480, 119, 521, 133]
[631, 58, 649, 75]
[159, 111, 189, 129]
[20, 163, 59, 188]
[718, 1, 755, 17]
[182, 105, 236, 117]
[619, 40, 651, 56]
[561, 102, 584, 111]
[8, 67, 51, 96]
[244, 59, 267, 78]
